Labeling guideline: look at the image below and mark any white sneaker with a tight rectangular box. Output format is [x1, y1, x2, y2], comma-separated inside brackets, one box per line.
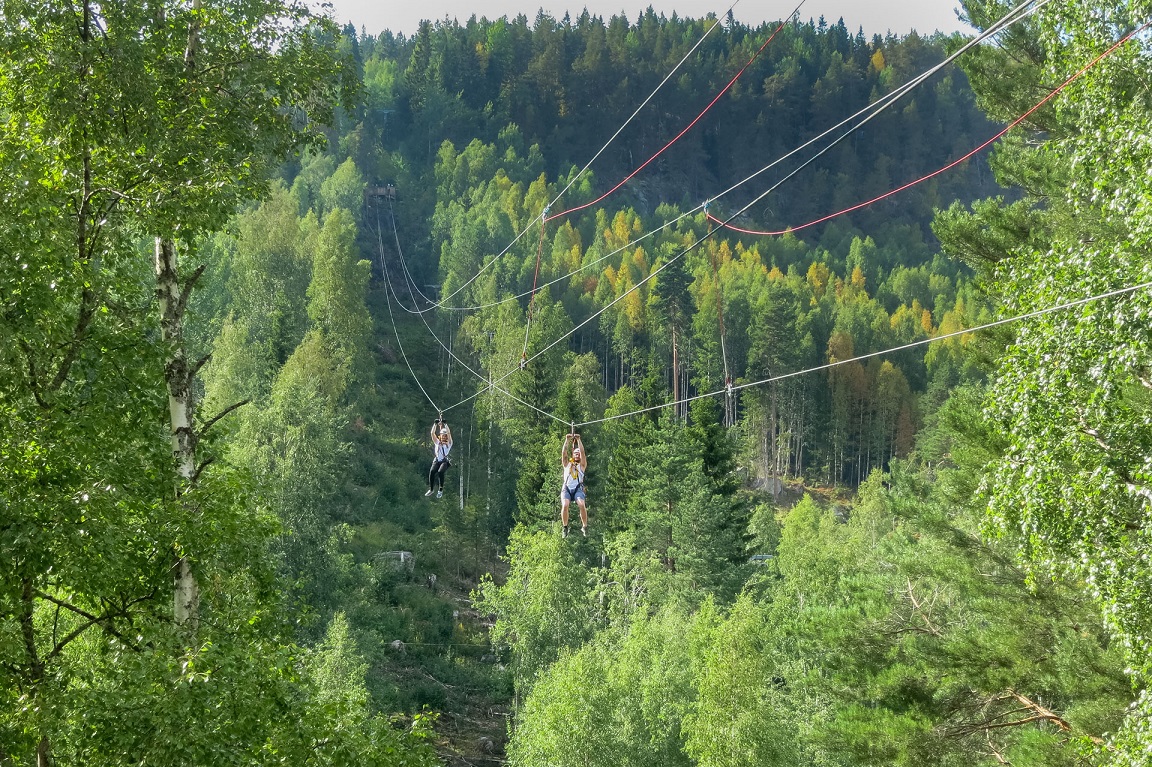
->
[425, 489, 434, 496]
[436, 490, 443, 498]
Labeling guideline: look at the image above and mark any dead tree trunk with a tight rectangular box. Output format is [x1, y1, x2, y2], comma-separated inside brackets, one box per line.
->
[671, 323, 680, 418]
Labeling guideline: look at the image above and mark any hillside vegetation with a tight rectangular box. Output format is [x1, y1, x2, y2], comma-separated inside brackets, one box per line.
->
[3, 1, 1152, 766]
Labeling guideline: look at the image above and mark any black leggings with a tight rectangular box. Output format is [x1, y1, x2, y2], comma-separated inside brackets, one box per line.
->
[428, 459, 450, 490]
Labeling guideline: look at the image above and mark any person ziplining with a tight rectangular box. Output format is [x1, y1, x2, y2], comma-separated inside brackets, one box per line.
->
[426, 419, 453, 499]
[560, 432, 588, 538]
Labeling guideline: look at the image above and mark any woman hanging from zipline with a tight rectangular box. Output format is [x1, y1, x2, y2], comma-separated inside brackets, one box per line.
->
[426, 419, 453, 498]
[560, 432, 588, 538]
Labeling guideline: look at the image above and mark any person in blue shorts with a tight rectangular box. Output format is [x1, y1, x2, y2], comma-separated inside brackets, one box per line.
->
[560, 433, 588, 537]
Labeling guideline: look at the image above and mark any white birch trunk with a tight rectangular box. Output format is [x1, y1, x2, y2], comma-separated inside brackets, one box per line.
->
[155, 237, 199, 630]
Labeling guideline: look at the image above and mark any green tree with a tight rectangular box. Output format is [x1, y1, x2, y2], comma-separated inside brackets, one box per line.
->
[307, 207, 373, 384]
[509, 606, 697, 767]
[686, 596, 806, 767]
[320, 158, 368, 222]
[925, 5, 1152, 758]
[474, 528, 594, 699]
[0, 2, 375, 762]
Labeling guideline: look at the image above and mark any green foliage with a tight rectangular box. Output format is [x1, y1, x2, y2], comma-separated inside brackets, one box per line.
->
[685, 596, 806, 767]
[492, 449, 1128, 766]
[0, 1, 440, 763]
[10, 0, 1151, 761]
[510, 606, 698, 767]
[930, 2, 1152, 759]
[307, 207, 373, 383]
[320, 159, 368, 222]
[474, 528, 594, 696]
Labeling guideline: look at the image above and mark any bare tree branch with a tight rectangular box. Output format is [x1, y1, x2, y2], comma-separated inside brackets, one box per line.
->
[190, 352, 212, 380]
[35, 590, 146, 658]
[190, 456, 216, 485]
[200, 398, 250, 436]
[177, 263, 206, 316]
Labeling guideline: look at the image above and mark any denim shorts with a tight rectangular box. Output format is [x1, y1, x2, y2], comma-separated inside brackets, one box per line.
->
[561, 485, 585, 502]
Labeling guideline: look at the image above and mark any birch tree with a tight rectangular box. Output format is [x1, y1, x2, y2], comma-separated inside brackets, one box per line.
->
[935, 1, 1152, 758]
[0, 0, 350, 761]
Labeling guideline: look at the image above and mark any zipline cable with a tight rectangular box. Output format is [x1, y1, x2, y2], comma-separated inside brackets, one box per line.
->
[414, 1, 741, 314]
[708, 13, 1151, 236]
[372, 208, 441, 412]
[376, 206, 571, 427]
[431, 0, 1048, 314]
[544, 0, 806, 222]
[574, 280, 1152, 427]
[439, 0, 1099, 416]
[387, 196, 438, 310]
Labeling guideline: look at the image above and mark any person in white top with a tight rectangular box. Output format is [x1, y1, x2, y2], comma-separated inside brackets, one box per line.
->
[426, 421, 453, 498]
[560, 433, 588, 537]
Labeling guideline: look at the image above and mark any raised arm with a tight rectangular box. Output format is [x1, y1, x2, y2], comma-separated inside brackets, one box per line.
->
[561, 433, 572, 465]
[442, 425, 453, 449]
[430, 422, 439, 443]
[575, 436, 587, 470]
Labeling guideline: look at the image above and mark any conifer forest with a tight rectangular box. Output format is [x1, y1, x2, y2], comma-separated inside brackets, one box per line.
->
[4, 1, 1152, 764]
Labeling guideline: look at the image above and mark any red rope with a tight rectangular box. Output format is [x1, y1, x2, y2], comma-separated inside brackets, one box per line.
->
[706, 219, 731, 388]
[547, 5, 801, 223]
[708, 20, 1151, 237]
[522, 215, 549, 356]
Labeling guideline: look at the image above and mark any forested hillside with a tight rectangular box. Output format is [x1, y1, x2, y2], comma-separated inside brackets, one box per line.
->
[3, 1, 1152, 766]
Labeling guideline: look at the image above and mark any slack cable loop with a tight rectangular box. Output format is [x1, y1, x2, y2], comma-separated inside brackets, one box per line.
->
[431, 0, 1048, 315]
[704, 0, 1056, 238]
[372, 209, 440, 411]
[435, 0, 1053, 414]
[522, 215, 549, 358]
[375, 196, 570, 427]
[571, 281, 1152, 429]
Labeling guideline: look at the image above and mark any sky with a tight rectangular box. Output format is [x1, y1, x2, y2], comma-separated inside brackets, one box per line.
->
[326, 0, 972, 39]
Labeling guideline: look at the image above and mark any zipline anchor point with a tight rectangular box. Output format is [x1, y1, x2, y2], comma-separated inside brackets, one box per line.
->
[519, 353, 528, 371]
